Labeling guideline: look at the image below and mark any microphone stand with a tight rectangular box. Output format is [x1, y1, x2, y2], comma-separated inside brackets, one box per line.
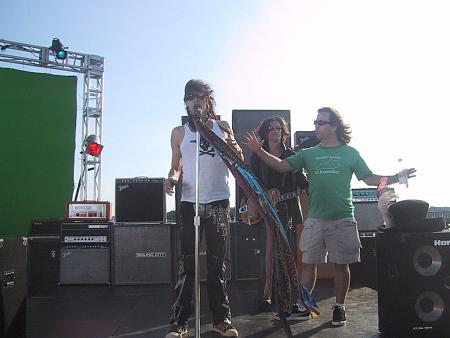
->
[194, 118, 202, 338]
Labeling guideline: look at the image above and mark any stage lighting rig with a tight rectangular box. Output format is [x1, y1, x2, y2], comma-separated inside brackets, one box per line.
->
[49, 38, 67, 60]
[85, 134, 103, 157]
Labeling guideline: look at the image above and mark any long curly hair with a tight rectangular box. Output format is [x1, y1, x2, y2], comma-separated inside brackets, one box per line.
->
[318, 107, 352, 144]
[256, 116, 290, 151]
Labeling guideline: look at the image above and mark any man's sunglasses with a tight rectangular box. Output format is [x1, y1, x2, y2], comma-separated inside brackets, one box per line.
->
[314, 120, 331, 126]
[185, 92, 207, 101]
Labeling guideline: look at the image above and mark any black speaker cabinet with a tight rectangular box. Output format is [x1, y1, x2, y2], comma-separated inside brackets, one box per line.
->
[27, 236, 60, 296]
[0, 238, 27, 338]
[115, 177, 166, 223]
[377, 230, 450, 336]
[113, 224, 172, 284]
[232, 109, 291, 221]
[233, 221, 265, 281]
[29, 218, 62, 236]
[350, 231, 377, 289]
[59, 246, 110, 285]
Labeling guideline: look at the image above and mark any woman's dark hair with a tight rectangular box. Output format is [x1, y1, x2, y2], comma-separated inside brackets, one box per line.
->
[318, 107, 352, 144]
[256, 116, 290, 150]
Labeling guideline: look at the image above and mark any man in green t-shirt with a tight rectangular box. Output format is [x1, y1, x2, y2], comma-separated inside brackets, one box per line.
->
[244, 107, 416, 326]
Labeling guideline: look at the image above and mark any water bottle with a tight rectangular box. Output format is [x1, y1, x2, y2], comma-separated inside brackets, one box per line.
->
[397, 159, 409, 188]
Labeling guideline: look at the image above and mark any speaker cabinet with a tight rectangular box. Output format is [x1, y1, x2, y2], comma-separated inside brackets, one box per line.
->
[350, 231, 377, 289]
[113, 224, 172, 284]
[115, 177, 166, 223]
[377, 230, 450, 336]
[232, 109, 291, 221]
[0, 237, 26, 338]
[27, 236, 60, 296]
[59, 247, 110, 285]
[29, 219, 62, 236]
[233, 221, 264, 281]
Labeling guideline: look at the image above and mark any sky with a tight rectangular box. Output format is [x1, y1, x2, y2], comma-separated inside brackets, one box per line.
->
[2, 0, 449, 213]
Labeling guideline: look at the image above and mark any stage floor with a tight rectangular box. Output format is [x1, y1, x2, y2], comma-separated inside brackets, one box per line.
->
[26, 279, 384, 338]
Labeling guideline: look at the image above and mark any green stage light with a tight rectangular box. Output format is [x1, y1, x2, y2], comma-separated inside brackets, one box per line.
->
[50, 38, 67, 60]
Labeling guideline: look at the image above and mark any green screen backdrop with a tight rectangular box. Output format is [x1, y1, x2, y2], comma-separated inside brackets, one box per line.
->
[0, 68, 77, 236]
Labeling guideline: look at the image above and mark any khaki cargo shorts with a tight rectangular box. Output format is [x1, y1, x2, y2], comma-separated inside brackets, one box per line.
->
[300, 217, 361, 264]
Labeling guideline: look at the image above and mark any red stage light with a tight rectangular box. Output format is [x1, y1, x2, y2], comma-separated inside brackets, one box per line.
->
[85, 134, 103, 157]
[87, 143, 103, 156]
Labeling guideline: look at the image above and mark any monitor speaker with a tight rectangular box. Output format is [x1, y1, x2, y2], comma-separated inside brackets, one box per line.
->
[115, 177, 166, 223]
[232, 109, 291, 221]
[113, 224, 172, 284]
[377, 230, 450, 336]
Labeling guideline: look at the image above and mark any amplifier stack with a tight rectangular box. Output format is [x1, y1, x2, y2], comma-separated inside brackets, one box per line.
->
[59, 222, 111, 285]
[350, 188, 383, 288]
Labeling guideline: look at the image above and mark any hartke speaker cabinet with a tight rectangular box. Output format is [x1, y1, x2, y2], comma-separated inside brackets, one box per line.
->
[377, 230, 450, 336]
[113, 224, 172, 284]
[115, 177, 166, 223]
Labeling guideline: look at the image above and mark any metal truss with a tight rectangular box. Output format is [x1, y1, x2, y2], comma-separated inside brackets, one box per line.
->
[0, 39, 104, 201]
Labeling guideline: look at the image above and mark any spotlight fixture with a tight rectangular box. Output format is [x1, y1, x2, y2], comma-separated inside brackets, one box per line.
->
[49, 38, 67, 60]
[85, 134, 103, 157]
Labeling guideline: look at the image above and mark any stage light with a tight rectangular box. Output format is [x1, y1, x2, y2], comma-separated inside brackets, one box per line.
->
[85, 134, 103, 157]
[49, 38, 67, 60]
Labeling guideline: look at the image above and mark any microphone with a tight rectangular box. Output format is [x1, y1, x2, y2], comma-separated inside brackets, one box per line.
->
[193, 108, 202, 119]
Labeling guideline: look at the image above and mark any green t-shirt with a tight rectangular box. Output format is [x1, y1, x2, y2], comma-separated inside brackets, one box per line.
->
[285, 144, 372, 220]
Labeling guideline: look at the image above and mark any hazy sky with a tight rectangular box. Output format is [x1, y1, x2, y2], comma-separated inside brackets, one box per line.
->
[2, 0, 449, 211]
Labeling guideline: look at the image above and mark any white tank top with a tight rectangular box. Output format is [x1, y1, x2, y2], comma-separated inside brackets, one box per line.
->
[180, 121, 230, 203]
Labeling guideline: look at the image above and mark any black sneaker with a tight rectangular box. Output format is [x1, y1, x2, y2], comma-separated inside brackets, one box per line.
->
[273, 311, 291, 321]
[273, 306, 309, 322]
[290, 304, 311, 321]
[212, 322, 239, 337]
[331, 305, 346, 326]
[259, 298, 272, 312]
[165, 324, 188, 338]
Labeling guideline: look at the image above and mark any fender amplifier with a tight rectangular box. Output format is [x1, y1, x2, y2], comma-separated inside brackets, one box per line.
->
[115, 177, 166, 223]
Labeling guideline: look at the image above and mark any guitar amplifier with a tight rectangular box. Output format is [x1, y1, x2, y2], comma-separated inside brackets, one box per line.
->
[61, 222, 111, 244]
[65, 201, 111, 221]
[294, 130, 319, 149]
[115, 177, 166, 223]
[352, 188, 384, 231]
[30, 218, 63, 236]
[59, 222, 111, 285]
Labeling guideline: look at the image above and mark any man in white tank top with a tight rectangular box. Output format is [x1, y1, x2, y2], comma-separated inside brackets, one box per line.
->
[164, 79, 243, 338]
